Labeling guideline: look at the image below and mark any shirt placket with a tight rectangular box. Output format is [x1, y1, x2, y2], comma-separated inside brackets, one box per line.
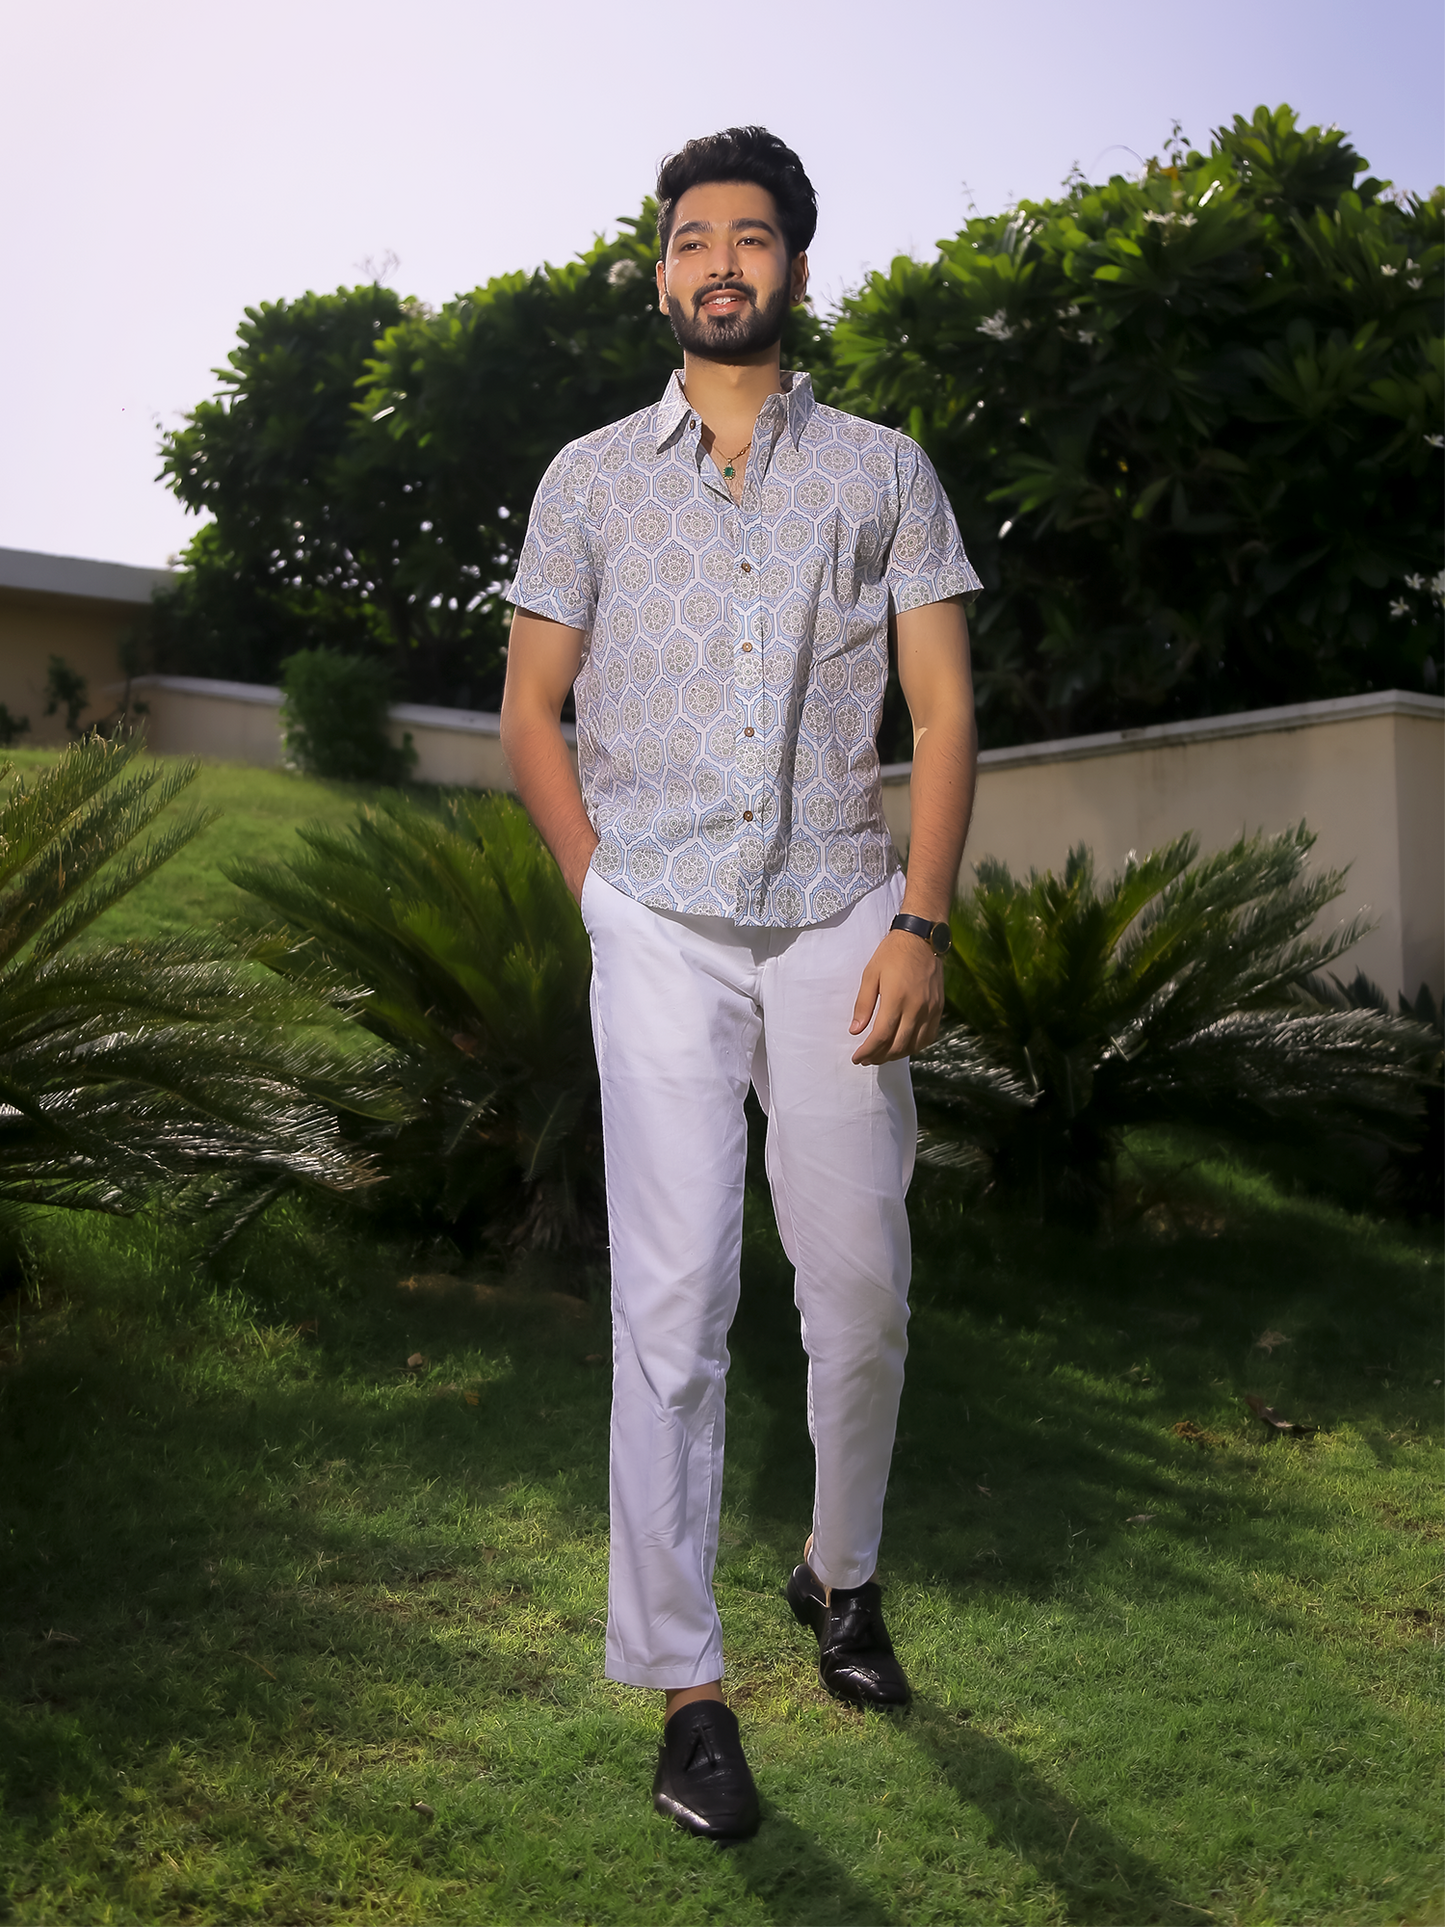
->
[722, 400, 785, 919]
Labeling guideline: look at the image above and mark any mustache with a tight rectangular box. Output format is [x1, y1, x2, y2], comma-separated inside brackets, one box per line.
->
[691, 280, 756, 315]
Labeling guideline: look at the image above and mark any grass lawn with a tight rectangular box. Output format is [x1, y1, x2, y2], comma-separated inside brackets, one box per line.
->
[1, 1145, 1440, 1926]
[1, 748, 402, 947]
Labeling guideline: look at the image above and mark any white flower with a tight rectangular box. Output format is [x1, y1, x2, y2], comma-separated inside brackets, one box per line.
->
[977, 310, 1016, 341]
[1406, 573, 1426, 590]
[1433, 570, 1445, 602]
[1408, 277, 1424, 290]
[1389, 598, 1411, 619]
[1058, 304, 1082, 319]
[1077, 329, 1099, 345]
[607, 258, 642, 286]
[1428, 434, 1445, 450]
[1143, 210, 1196, 228]
[1381, 263, 1399, 277]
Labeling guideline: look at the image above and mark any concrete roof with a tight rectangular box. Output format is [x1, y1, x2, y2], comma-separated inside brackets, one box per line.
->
[0, 545, 173, 605]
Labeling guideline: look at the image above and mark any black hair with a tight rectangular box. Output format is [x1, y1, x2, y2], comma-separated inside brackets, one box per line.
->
[655, 126, 818, 261]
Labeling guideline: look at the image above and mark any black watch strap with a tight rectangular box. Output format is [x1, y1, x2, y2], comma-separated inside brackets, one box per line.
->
[891, 912, 952, 957]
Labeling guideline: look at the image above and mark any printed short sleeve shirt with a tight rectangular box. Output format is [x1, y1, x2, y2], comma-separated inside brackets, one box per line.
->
[507, 369, 980, 927]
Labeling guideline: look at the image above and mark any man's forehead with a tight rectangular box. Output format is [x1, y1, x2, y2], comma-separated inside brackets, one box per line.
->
[669, 182, 781, 237]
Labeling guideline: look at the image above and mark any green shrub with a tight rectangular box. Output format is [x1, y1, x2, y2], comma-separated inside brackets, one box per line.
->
[43, 655, 88, 737]
[229, 791, 599, 1254]
[1318, 970, 1444, 1217]
[912, 826, 1432, 1222]
[279, 647, 415, 784]
[0, 737, 399, 1273]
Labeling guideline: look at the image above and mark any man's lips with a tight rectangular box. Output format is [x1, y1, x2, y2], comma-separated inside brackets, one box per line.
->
[697, 287, 751, 317]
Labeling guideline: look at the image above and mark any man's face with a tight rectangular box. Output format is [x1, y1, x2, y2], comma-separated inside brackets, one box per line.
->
[656, 180, 809, 362]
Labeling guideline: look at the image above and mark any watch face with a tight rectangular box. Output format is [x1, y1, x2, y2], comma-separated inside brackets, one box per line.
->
[931, 921, 952, 957]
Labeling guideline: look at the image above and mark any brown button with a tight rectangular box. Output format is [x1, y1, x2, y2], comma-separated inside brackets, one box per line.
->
[740, 561, 752, 573]
[743, 726, 755, 737]
[742, 810, 754, 822]
[740, 641, 753, 652]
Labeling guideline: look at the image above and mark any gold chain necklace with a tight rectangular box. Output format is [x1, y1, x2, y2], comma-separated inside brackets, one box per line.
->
[716, 434, 751, 481]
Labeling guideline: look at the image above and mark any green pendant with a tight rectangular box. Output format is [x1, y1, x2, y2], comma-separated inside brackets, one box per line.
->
[723, 463, 735, 478]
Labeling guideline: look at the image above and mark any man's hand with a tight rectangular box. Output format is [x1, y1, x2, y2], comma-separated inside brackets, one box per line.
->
[849, 929, 946, 1065]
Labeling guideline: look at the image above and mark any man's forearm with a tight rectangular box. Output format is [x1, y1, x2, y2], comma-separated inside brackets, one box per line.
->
[499, 711, 599, 901]
[898, 714, 977, 923]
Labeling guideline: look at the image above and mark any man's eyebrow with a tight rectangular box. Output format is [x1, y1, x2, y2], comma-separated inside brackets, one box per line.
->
[670, 217, 780, 240]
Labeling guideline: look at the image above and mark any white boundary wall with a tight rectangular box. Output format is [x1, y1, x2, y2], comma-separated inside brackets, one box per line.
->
[128, 676, 1443, 1003]
[883, 691, 1443, 1004]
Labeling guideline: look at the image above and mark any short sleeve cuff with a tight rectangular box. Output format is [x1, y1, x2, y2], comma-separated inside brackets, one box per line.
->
[504, 572, 594, 628]
[892, 560, 983, 614]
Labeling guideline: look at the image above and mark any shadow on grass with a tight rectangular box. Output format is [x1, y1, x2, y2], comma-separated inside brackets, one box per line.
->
[909, 1707, 1197, 1925]
[728, 1808, 905, 1927]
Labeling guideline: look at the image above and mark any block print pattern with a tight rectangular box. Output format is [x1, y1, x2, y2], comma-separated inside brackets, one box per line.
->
[509, 371, 980, 927]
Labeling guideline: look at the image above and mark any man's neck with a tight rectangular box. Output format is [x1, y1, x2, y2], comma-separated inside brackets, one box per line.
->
[680, 353, 784, 450]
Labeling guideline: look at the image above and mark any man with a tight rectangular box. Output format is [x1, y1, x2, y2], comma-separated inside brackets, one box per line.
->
[500, 126, 979, 1841]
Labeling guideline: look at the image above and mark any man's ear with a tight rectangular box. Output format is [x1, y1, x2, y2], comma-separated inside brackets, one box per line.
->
[655, 258, 669, 315]
[791, 250, 810, 305]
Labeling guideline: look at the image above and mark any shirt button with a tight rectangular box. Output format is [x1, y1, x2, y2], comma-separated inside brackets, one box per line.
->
[740, 561, 752, 573]
[743, 726, 755, 737]
[742, 810, 754, 822]
[740, 641, 753, 652]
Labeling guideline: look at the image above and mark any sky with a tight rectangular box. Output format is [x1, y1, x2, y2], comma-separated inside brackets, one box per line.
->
[3, 0, 1442, 571]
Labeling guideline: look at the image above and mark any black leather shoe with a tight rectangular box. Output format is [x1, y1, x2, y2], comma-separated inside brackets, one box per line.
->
[652, 1700, 760, 1842]
[786, 1563, 911, 1709]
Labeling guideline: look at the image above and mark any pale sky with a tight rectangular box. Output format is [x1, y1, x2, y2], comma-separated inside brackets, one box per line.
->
[4, 0, 1441, 570]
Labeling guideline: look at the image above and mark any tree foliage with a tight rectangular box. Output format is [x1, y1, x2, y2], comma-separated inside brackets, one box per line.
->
[834, 106, 1443, 746]
[229, 792, 601, 1252]
[911, 825, 1433, 1221]
[152, 108, 1441, 743]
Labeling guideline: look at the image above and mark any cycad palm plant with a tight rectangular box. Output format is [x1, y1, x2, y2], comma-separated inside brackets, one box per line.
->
[912, 826, 1432, 1221]
[228, 791, 599, 1251]
[0, 737, 396, 1256]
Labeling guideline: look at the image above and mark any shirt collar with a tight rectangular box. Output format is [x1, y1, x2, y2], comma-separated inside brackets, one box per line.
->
[653, 367, 816, 454]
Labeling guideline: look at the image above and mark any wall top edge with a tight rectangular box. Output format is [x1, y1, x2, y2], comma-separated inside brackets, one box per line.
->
[128, 675, 284, 706]
[125, 677, 1441, 775]
[390, 700, 578, 748]
[124, 677, 578, 745]
[0, 546, 172, 605]
[881, 689, 1443, 783]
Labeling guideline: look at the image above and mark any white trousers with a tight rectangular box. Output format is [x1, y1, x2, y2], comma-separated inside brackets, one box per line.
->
[580, 867, 915, 1690]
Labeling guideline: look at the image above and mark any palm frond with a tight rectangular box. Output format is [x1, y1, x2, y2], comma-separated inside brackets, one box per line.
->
[924, 825, 1429, 1220]
[0, 742, 403, 1238]
[229, 791, 601, 1250]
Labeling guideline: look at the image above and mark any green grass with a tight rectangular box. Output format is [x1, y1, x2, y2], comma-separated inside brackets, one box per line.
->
[1, 1144, 1440, 1926]
[2, 752, 1439, 1921]
[0, 749, 400, 946]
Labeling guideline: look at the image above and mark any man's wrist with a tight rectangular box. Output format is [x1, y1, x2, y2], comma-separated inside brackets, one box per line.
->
[890, 912, 952, 958]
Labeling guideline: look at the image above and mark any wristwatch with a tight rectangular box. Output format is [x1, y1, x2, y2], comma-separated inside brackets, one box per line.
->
[890, 912, 953, 957]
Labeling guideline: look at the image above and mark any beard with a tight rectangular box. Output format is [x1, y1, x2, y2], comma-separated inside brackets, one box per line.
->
[665, 277, 791, 361]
